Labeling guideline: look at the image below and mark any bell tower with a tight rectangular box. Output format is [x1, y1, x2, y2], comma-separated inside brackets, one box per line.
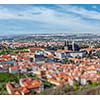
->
[72, 40, 75, 51]
[64, 40, 69, 50]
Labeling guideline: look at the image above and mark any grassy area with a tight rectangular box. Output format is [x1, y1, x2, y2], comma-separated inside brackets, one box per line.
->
[0, 72, 54, 95]
[1, 72, 100, 95]
[0, 72, 25, 95]
[0, 72, 25, 83]
[39, 81, 100, 95]
[0, 47, 29, 55]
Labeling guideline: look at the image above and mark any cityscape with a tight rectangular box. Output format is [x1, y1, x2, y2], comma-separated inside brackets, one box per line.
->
[0, 4, 100, 95]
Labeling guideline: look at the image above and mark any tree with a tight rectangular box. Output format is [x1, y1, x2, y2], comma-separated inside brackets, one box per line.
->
[63, 58, 69, 64]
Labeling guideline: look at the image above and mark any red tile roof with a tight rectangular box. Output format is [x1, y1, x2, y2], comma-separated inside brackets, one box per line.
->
[56, 49, 70, 53]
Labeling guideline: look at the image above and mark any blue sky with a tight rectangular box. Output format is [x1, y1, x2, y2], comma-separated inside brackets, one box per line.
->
[0, 4, 100, 36]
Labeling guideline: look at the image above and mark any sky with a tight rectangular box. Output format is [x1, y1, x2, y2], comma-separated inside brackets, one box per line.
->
[0, 4, 100, 36]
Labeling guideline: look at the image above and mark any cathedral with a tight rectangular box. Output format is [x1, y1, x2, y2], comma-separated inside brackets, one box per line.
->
[64, 40, 80, 51]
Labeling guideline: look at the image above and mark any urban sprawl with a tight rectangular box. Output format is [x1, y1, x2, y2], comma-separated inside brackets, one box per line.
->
[0, 33, 100, 95]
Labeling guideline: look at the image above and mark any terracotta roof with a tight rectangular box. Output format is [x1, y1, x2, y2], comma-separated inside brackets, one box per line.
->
[80, 75, 86, 79]
[45, 53, 54, 58]
[6, 83, 14, 91]
[96, 48, 100, 51]
[18, 87, 30, 94]
[11, 66, 19, 70]
[14, 90, 21, 95]
[20, 78, 41, 89]
[56, 49, 70, 53]
[48, 78, 60, 85]
[81, 48, 95, 52]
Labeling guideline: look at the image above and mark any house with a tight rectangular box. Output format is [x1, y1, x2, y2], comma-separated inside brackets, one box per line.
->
[79, 75, 87, 85]
[48, 78, 60, 86]
[34, 54, 45, 64]
[17, 87, 30, 95]
[6, 83, 14, 95]
[80, 48, 95, 54]
[29, 53, 34, 63]
[44, 51, 54, 58]
[31, 63, 38, 72]
[1, 64, 9, 71]
[6, 82, 30, 95]
[29, 48, 44, 52]
[46, 72, 53, 78]
[55, 50, 70, 60]
[19, 78, 43, 93]
[19, 78, 41, 88]
[9, 66, 19, 74]
[20, 66, 27, 73]
[55, 49, 86, 59]
[66, 51, 87, 58]
[68, 76, 74, 86]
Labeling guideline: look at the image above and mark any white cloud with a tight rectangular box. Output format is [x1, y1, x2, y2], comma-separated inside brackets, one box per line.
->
[58, 5, 100, 20]
[0, 5, 100, 33]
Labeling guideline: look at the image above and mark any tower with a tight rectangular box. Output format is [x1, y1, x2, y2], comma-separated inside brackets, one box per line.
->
[64, 40, 69, 50]
[72, 40, 75, 51]
[89, 42, 94, 48]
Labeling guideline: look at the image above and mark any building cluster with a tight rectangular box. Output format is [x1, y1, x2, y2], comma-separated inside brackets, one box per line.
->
[6, 77, 43, 95]
[37, 58, 100, 86]
[1, 41, 100, 94]
[4, 57, 100, 95]
[1, 41, 64, 48]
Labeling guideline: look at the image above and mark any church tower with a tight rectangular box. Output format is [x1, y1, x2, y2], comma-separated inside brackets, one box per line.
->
[72, 40, 75, 51]
[64, 40, 69, 50]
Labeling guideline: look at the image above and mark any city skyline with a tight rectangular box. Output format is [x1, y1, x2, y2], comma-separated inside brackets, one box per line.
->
[0, 4, 100, 35]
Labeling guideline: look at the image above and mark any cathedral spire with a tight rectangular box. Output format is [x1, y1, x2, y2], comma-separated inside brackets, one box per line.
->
[72, 40, 75, 51]
[64, 40, 69, 50]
